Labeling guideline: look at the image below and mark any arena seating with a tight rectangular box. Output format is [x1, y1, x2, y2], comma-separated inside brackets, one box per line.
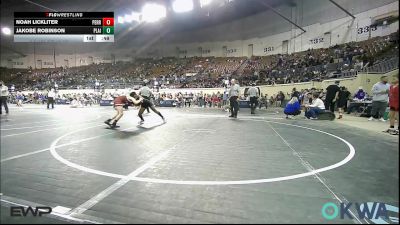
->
[2, 34, 398, 91]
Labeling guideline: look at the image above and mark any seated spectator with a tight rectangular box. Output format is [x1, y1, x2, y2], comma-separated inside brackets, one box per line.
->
[353, 86, 367, 101]
[276, 91, 285, 107]
[212, 94, 220, 108]
[304, 92, 326, 119]
[258, 94, 268, 110]
[269, 95, 275, 106]
[291, 88, 300, 99]
[70, 98, 83, 108]
[347, 86, 367, 114]
[284, 97, 301, 119]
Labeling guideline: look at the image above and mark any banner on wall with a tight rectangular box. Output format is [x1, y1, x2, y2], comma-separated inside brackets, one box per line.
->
[159, 100, 176, 107]
[99, 100, 113, 106]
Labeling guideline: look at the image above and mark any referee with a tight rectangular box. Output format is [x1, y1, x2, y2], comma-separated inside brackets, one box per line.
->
[248, 83, 259, 114]
[228, 79, 240, 118]
[139, 80, 152, 113]
[47, 88, 56, 109]
[0, 81, 9, 115]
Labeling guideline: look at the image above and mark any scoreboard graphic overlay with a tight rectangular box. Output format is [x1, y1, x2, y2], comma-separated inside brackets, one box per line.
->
[14, 12, 114, 42]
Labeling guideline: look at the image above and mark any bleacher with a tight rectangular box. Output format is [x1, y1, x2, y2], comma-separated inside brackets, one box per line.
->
[2, 34, 398, 91]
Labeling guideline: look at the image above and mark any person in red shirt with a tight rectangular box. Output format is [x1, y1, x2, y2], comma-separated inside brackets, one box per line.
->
[212, 95, 220, 108]
[385, 73, 399, 135]
[104, 92, 143, 128]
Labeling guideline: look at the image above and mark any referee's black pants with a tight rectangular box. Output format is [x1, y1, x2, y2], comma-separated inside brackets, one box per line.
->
[250, 96, 257, 114]
[143, 96, 151, 112]
[47, 97, 54, 109]
[229, 96, 239, 118]
[324, 99, 335, 113]
[0, 96, 9, 114]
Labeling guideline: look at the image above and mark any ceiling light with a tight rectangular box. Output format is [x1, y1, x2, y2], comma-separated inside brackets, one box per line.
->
[117, 16, 124, 24]
[172, 0, 193, 13]
[142, 3, 166, 23]
[2, 27, 11, 35]
[200, 0, 212, 8]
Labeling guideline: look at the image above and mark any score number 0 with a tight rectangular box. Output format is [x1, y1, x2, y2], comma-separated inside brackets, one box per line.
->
[102, 18, 114, 34]
[102, 18, 114, 26]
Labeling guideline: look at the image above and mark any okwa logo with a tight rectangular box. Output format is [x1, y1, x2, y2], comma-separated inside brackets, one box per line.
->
[321, 202, 399, 224]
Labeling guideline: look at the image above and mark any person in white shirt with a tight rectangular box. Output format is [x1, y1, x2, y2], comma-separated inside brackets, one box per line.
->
[304, 92, 326, 119]
[70, 98, 83, 108]
[139, 81, 152, 113]
[228, 79, 240, 118]
[369, 76, 390, 121]
[0, 81, 9, 115]
[248, 83, 259, 114]
[47, 88, 56, 109]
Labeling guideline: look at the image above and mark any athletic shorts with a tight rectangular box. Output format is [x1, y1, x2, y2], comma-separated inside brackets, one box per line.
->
[390, 106, 399, 112]
[114, 96, 128, 106]
[141, 99, 153, 108]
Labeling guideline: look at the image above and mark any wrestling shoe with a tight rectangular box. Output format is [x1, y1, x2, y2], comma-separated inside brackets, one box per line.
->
[384, 128, 399, 135]
[383, 129, 391, 133]
[390, 129, 399, 135]
[109, 121, 118, 128]
[104, 119, 111, 126]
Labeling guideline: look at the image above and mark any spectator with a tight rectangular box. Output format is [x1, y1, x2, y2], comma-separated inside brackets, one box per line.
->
[276, 91, 285, 107]
[222, 90, 229, 106]
[369, 76, 390, 121]
[304, 92, 326, 119]
[198, 92, 204, 107]
[212, 94, 220, 108]
[301, 89, 311, 105]
[259, 94, 268, 110]
[184, 92, 192, 107]
[16, 91, 24, 107]
[354, 87, 367, 100]
[70, 98, 83, 108]
[284, 97, 301, 119]
[269, 95, 275, 106]
[291, 87, 300, 99]
[346, 87, 368, 114]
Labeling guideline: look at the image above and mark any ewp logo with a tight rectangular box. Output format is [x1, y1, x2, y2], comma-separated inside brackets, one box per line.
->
[10, 206, 52, 217]
[321, 202, 399, 224]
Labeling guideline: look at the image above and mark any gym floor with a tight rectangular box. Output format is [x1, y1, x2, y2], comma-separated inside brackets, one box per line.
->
[0, 105, 398, 224]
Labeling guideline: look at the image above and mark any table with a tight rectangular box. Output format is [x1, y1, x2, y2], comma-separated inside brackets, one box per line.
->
[347, 101, 372, 116]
